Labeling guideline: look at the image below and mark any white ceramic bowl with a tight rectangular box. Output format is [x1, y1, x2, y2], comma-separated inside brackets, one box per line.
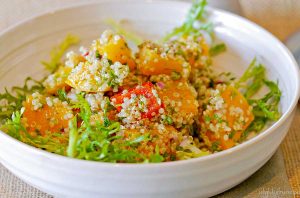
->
[0, 1, 299, 197]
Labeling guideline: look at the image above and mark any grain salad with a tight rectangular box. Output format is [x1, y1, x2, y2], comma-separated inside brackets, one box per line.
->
[0, 0, 281, 163]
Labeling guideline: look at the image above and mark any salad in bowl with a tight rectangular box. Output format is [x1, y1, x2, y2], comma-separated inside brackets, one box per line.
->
[0, 0, 281, 164]
[1, 0, 299, 197]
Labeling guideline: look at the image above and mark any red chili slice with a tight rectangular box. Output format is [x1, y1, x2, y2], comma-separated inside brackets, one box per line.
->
[111, 82, 164, 119]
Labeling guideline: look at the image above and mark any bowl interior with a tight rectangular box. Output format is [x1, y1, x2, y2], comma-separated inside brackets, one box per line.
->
[0, 1, 299, 154]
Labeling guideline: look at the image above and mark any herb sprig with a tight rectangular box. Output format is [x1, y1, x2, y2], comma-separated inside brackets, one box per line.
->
[42, 34, 79, 73]
[236, 59, 282, 140]
[105, 18, 143, 45]
[235, 58, 266, 98]
[210, 43, 227, 56]
[163, 0, 226, 56]
[163, 0, 208, 41]
[0, 77, 44, 121]
[67, 94, 151, 163]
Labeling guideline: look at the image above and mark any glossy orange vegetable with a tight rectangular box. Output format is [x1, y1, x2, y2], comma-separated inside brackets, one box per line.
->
[169, 35, 210, 69]
[201, 86, 254, 150]
[157, 80, 198, 126]
[221, 86, 254, 129]
[97, 34, 136, 70]
[22, 96, 73, 136]
[186, 38, 210, 68]
[137, 42, 188, 77]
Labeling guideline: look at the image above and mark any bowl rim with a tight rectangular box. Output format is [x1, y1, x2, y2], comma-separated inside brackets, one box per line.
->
[0, 0, 299, 169]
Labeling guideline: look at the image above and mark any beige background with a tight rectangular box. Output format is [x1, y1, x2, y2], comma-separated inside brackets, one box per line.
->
[240, 0, 300, 40]
[0, 0, 300, 197]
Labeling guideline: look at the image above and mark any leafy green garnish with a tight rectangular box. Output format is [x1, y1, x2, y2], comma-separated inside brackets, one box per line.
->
[1, 110, 24, 140]
[236, 59, 282, 140]
[209, 43, 226, 56]
[164, 116, 173, 125]
[163, 0, 209, 41]
[42, 34, 79, 73]
[204, 115, 211, 123]
[67, 94, 149, 163]
[176, 137, 210, 160]
[241, 117, 266, 141]
[105, 18, 143, 45]
[248, 80, 281, 121]
[171, 71, 182, 80]
[57, 89, 69, 102]
[211, 141, 220, 152]
[66, 116, 78, 158]
[236, 58, 266, 98]
[0, 77, 44, 121]
[126, 133, 150, 146]
[228, 131, 236, 139]
[149, 146, 164, 163]
[95, 50, 101, 59]
[176, 148, 209, 160]
[102, 97, 115, 127]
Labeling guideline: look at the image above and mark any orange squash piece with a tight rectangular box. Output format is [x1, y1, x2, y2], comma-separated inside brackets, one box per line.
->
[185, 38, 210, 69]
[168, 35, 210, 69]
[137, 42, 190, 77]
[221, 86, 254, 130]
[97, 31, 136, 70]
[157, 80, 198, 126]
[201, 86, 254, 151]
[22, 95, 73, 136]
